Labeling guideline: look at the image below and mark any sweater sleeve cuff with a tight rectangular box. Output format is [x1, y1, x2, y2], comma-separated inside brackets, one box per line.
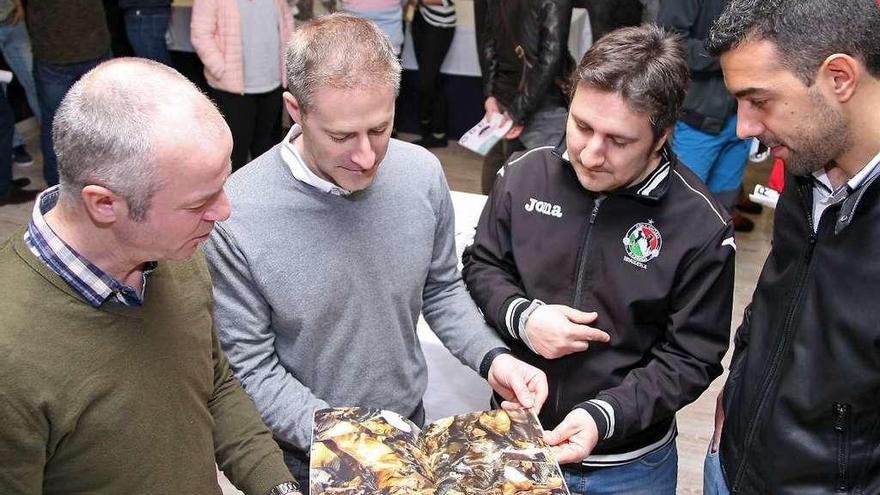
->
[578, 399, 616, 442]
[479, 347, 511, 379]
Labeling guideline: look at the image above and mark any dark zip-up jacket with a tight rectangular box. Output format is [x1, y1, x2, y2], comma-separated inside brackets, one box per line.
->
[474, 0, 572, 124]
[720, 171, 880, 495]
[657, 0, 735, 134]
[463, 143, 735, 465]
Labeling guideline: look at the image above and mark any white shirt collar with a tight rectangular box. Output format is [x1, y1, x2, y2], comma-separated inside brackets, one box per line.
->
[280, 124, 351, 196]
[812, 149, 880, 193]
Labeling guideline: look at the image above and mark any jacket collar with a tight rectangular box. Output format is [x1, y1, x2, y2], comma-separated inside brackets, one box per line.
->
[795, 152, 880, 234]
[554, 140, 674, 201]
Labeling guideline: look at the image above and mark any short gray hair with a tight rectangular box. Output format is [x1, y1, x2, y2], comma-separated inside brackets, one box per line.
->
[708, 0, 880, 85]
[571, 25, 688, 140]
[285, 13, 401, 114]
[53, 58, 226, 221]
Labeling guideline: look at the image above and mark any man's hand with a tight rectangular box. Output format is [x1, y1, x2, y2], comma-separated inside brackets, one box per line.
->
[711, 390, 725, 453]
[484, 96, 502, 121]
[543, 408, 600, 464]
[525, 305, 610, 359]
[487, 353, 548, 415]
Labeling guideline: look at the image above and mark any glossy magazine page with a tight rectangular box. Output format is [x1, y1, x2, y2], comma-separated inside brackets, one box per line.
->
[310, 407, 570, 494]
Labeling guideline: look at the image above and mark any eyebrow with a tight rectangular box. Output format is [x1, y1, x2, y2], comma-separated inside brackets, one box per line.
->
[325, 122, 390, 135]
[571, 115, 639, 141]
[732, 87, 771, 99]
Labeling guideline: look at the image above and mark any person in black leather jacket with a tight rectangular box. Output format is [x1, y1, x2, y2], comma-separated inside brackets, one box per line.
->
[704, 1, 880, 494]
[473, 0, 572, 194]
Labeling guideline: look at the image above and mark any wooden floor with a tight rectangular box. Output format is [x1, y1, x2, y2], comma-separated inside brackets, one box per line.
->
[0, 129, 773, 494]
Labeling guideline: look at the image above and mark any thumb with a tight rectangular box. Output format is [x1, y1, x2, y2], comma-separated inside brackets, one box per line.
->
[563, 306, 598, 324]
[543, 416, 577, 446]
[508, 372, 534, 409]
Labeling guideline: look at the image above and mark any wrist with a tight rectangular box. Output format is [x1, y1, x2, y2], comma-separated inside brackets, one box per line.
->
[480, 347, 511, 379]
[578, 398, 616, 443]
[264, 481, 299, 495]
[518, 299, 545, 353]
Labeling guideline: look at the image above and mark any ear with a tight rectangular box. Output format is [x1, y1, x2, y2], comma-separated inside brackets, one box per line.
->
[652, 129, 671, 155]
[283, 91, 304, 125]
[820, 54, 860, 103]
[80, 185, 123, 225]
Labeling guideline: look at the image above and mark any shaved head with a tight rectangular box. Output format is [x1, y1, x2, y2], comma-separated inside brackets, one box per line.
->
[53, 58, 229, 220]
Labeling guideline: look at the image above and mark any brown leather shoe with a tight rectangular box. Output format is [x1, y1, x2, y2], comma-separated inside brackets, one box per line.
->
[0, 187, 39, 206]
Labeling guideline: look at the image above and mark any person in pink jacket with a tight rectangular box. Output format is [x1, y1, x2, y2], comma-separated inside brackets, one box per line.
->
[191, 0, 293, 170]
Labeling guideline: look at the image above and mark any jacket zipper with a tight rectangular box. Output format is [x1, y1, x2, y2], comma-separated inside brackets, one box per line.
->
[732, 185, 818, 492]
[834, 402, 852, 493]
[554, 196, 604, 414]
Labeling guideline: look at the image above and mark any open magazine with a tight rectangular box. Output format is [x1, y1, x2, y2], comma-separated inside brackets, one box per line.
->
[310, 407, 570, 494]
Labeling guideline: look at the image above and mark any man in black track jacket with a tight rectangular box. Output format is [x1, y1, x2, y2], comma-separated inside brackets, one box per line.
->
[705, 1, 880, 494]
[463, 25, 736, 494]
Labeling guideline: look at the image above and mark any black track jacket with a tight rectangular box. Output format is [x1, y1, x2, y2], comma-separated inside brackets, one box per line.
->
[463, 143, 735, 466]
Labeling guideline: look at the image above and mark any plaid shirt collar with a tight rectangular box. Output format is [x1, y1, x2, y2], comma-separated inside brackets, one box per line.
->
[23, 186, 156, 307]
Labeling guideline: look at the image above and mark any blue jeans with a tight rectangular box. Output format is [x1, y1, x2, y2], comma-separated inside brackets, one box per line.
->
[0, 88, 16, 195]
[563, 441, 678, 495]
[0, 20, 41, 148]
[672, 116, 749, 210]
[703, 447, 731, 495]
[124, 7, 171, 65]
[33, 53, 109, 186]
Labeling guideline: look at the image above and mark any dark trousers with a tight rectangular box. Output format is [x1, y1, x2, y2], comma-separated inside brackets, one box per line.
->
[481, 138, 524, 194]
[212, 87, 283, 171]
[124, 7, 172, 65]
[411, 10, 454, 137]
[0, 88, 15, 196]
[33, 53, 110, 186]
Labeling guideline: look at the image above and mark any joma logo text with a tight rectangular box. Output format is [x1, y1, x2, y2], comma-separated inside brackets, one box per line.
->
[524, 198, 563, 218]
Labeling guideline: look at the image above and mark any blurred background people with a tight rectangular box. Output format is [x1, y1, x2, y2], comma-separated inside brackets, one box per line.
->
[27, 0, 111, 187]
[191, 0, 293, 171]
[0, 0, 39, 168]
[658, 0, 754, 231]
[120, 0, 173, 65]
[339, 0, 405, 55]
[411, 0, 455, 148]
[474, 0, 573, 194]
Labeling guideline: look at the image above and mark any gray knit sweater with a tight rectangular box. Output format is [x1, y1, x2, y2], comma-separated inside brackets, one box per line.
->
[203, 139, 506, 451]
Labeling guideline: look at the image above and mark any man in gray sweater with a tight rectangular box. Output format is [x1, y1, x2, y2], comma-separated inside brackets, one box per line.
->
[202, 13, 549, 491]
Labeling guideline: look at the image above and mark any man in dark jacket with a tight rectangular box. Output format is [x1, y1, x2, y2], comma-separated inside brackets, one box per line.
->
[705, 1, 880, 494]
[474, 0, 572, 194]
[657, 0, 752, 231]
[463, 25, 736, 494]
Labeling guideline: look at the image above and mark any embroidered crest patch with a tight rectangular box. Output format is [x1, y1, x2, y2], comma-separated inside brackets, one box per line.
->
[622, 221, 662, 269]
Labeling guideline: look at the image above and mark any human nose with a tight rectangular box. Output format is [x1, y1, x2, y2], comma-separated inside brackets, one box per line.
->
[735, 107, 765, 140]
[204, 190, 231, 222]
[350, 135, 376, 171]
[579, 133, 606, 167]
